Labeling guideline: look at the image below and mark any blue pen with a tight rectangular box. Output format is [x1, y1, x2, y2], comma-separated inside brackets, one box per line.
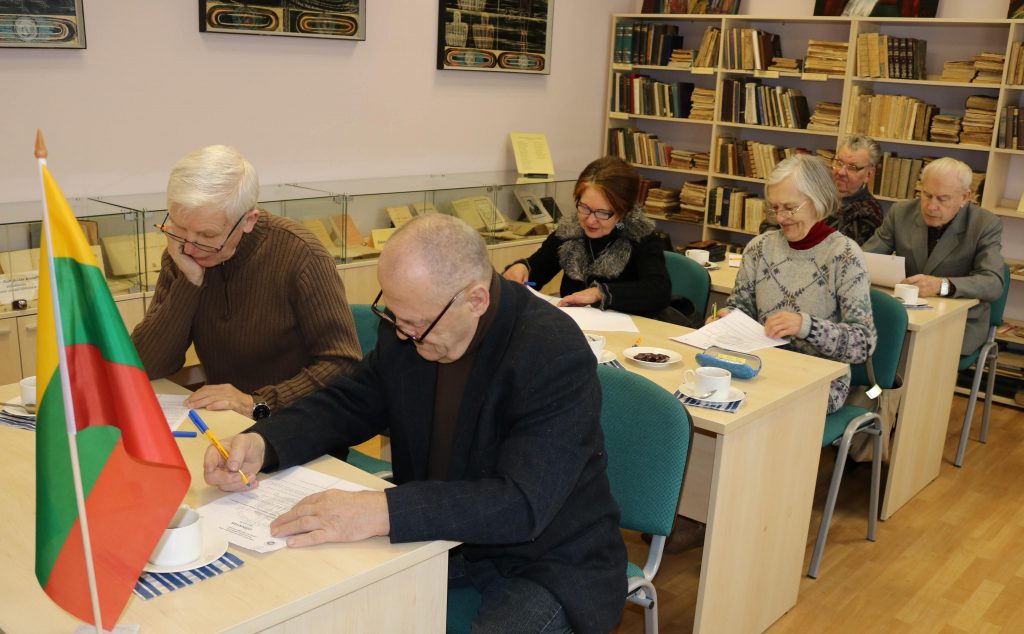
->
[172, 430, 198, 438]
[525, 281, 537, 287]
[188, 410, 251, 487]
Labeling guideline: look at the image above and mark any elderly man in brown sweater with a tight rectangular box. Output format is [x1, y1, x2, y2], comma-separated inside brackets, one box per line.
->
[131, 145, 361, 420]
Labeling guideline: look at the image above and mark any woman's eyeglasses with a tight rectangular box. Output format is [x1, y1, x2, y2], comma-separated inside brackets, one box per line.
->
[765, 199, 810, 220]
[576, 201, 615, 221]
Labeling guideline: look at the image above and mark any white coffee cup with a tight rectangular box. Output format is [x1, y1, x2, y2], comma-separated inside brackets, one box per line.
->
[894, 283, 919, 305]
[685, 249, 710, 266]
[682, 367, 732, 401]
[19, 375, 36, 407]
[148, 505, 203, 567]
[584, 333, 606, 361]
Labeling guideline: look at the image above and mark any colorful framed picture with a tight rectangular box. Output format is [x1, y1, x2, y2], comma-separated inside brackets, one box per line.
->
[437, 0, 553, 75]
[199, 0, 365, 41]
[0, 0, 86, 49]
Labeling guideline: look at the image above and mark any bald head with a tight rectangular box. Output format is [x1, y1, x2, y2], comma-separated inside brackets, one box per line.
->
[379, 214, 494, 301]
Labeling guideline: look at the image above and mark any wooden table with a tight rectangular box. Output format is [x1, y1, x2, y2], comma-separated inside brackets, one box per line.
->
[0, 380, 456, 634]
[597, 318, 846, 634]
[701, 265, 978, 520]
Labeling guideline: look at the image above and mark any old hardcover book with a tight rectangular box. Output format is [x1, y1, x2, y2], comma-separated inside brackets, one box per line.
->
[385, 205, 415, 228]
[330, 214, 366, 247]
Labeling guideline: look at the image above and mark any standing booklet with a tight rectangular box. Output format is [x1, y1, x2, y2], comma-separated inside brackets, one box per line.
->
[510, 132, 555, 178]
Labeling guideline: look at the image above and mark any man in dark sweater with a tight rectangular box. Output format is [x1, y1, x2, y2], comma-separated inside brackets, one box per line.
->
[827, 134, 885, 245]
[204, 214, 627, 633]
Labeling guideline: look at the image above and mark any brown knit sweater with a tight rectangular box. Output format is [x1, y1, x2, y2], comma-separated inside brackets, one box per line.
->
[131, 211, 361, 410]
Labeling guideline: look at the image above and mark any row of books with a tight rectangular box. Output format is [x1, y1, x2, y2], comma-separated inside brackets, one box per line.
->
[644, 187, 682, 217]
[846, 87, 936, 141]
[714, 138, 818, 180]
[1007, 42, 1024, 86]
[804, 40, 849, 76]
[720, 79, 811, 129]
[940, 53, 1005, 84]
[607, 128, 677, 168]
[854, 33, 927, 80]
[694, 27, 721, 68]
[610, 72, 694, 118]
[720, 27, 780, 71]
[613, 21, 684, 66]
[707, 185, 766, 233]
[871, 154, 925, 200]
[997, 105, 1024, 149]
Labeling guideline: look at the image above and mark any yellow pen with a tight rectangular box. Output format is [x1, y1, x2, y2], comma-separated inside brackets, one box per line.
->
[632, 337, 642, 347]
[188, 409, 251, 486]
[711, 302, 718, 321]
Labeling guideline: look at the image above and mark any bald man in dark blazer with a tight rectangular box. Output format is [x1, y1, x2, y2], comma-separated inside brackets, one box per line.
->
[863, 158, 1004, 355]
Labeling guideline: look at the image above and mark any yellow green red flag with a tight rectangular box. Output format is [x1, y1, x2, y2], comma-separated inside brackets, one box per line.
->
[35, 163, 190, 629]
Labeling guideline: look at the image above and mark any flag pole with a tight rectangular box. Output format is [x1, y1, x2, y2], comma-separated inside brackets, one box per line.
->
[35, 130, 105, 634]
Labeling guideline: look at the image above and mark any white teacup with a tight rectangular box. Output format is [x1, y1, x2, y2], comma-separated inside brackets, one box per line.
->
[682, 367, 732, 401]
[584, 333, 606, 361]
[685, 249, 710, 266]
[894, 283, 919, 305]
[149, 505, 203, 567]
[19, 375, 36, 407]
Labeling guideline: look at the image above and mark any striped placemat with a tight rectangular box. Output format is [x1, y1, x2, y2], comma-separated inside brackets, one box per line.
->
[600, 358, 626, 370]
[133, 552, 244, 599]
[674, 389, 744, 413]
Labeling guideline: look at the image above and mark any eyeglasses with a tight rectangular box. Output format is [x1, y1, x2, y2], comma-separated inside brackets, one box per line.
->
[765, 199, 810, 219]
[155, 212, 247, 254]
[831, 159, 869, 174]
[370, 287, 466, 345]
[576, 201, 616, 221]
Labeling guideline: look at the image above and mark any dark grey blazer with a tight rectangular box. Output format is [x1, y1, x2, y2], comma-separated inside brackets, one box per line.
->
[249, 278, 627, 633]
[863, 200, 1004, 354]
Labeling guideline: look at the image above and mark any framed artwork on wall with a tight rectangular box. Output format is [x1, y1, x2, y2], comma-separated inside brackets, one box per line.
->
[199, 0, 366, 41]
[0, 0, 86, 49]
[437, 0, 553, 74]
[813, 0, 939, 17]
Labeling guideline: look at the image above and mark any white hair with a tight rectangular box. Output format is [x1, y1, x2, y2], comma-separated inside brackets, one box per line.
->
[920, 157, 972, 192]
[765, 154, 840, 220]
[166, 145, 259, 222]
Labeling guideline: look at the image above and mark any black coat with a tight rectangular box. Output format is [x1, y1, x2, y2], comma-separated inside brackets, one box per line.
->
[250, 279, 627, 633]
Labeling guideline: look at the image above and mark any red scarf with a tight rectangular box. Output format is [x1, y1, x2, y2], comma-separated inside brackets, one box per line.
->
[788, 220, 835, 250]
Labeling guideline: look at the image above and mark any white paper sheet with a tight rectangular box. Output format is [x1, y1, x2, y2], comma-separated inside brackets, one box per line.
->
[156, 393, 189, 431]
[197, 466, 371, 553]
[863, 252, 906, 288]
[671, 309, 787, 353]
[526, 286, 640, 333]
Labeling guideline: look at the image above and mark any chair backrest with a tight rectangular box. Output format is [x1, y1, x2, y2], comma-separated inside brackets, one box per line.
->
[851, 289, 908, 390]
[349, 304, 379, 355]
[597, 364, 693, 537]
[989, 263, 1011, 328]
[663, 250, 711, 321]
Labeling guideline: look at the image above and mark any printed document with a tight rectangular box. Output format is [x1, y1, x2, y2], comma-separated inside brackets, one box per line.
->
[197, 466, 371, 553]
[671, 309, 787, 353]
[156, 393, 189, 431]
[527, 287, 639, 332]
[863, 252, 906, 288]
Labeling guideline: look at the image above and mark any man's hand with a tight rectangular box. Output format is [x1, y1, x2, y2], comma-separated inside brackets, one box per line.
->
[186, 384, 255, 417]
[270, 490, 390, 546]
[203, 432, 265, 491]
[764, 311, 802, 339]
[558, 286, 603, 307]
[502, 263, 529, 284]
[166, 239, 205, 287]
[903, 274, 942, 297]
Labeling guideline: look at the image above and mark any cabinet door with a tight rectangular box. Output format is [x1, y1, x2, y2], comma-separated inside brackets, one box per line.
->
[116, 298, 146, 333]
[0, 317, 22, 384]
[339, 264, 379, 305]
[17, 315, 38, 378]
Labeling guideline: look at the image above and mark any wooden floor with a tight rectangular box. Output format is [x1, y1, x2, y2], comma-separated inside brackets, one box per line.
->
[612, 395, 1024, 633]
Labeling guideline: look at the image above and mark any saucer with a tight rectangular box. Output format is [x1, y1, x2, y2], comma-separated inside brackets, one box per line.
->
[623, 346, 683, 369]
[902, 298, 928, 307]
[2, 396, 34, 418]
[598, 350, 617, 364]
[679, 383, 746, 404]
[144, 523, 229, 574]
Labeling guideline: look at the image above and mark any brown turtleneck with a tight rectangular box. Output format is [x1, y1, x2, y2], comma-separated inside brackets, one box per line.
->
[131, 211, 361, 410]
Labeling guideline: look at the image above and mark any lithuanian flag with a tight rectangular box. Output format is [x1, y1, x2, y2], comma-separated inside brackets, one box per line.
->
[35, 160, 190, 629]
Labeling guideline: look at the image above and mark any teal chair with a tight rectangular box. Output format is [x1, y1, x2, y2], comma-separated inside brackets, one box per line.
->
[954, 264, 1011, 468]
[345, 303, 392, 480]
[446, 365, 693, 634]
[807, 289, 907, 579]
[664, 250, 711, 323]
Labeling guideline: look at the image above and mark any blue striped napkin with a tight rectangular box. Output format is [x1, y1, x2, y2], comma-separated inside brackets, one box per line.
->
[674, 389, 744, 413]
[600, 358, 626, 370]
[133, 552, 244, 599]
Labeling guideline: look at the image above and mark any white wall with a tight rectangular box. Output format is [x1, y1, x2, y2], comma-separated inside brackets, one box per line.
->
[0, 0, 633, 203]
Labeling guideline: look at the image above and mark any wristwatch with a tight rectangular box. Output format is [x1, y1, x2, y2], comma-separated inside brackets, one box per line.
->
[252, 401, 271, 421]
[939, 278, 951, 297]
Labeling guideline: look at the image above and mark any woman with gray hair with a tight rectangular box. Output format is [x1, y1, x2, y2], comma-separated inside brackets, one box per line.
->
[719, 154, 877, 412]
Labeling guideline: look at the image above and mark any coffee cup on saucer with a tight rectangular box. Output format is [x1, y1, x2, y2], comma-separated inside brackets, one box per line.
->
[149, 505, 203, 568]
[682, 367, 732, 401]
[584, 333, 606, 361]
[19, 376, 36, 409]
[685, 249, 710, 266]
[894, 283, 919, 305]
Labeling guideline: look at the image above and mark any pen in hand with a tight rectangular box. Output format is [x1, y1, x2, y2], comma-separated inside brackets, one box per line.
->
[188, 409, 251, 487]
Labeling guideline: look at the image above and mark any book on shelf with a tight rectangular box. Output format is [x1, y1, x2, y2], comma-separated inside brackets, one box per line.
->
[450, 196, 509, 232]
[855, 34, 925, 79]
[973, 53, 1005, 84]
[694, 26, 721, 69]
[804, 40, 848, 76]
[667, 48, 695, 69]
[961, 94, 998, 147]
[614, 20, 684, 67]
[998, 105, 1024, 150]
[807, 101, 842, 131]
[767, 57, 801, 73]
[929, 114, 962, 144]
[644, 187, 682, 216]
[721, 27, 780, 71]
[720, 79, 810, 129]
[939, 60, 977, 83]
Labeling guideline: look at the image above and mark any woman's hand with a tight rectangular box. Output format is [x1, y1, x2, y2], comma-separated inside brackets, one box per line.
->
[764, 311, 802, 339]
[558, 287, 603, 307]
[502, 263, 529, 284]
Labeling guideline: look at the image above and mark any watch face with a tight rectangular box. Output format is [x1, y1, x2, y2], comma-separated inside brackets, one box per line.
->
[252, 403, 271, 421]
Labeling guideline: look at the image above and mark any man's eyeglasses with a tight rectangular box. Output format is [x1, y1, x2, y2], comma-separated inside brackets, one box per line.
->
[576, 201, 616, 221]
[370, 287, 465, 345]
[831, 159, 869, 174]
[765, 199, 810, 220]
[155, 212, 246, 254]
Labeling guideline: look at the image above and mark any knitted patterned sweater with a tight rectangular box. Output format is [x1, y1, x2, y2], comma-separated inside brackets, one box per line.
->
[824, 186, 884, 246]
[728, 230, 877, 412]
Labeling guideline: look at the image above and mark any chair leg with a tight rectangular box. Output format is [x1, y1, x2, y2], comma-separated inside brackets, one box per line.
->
[980, 352, 998, 444]
[635, 581, 658, 634]
[808, 440, 850, 579]
[955, 362, 986, 468]
[868, 425, 882, 542]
